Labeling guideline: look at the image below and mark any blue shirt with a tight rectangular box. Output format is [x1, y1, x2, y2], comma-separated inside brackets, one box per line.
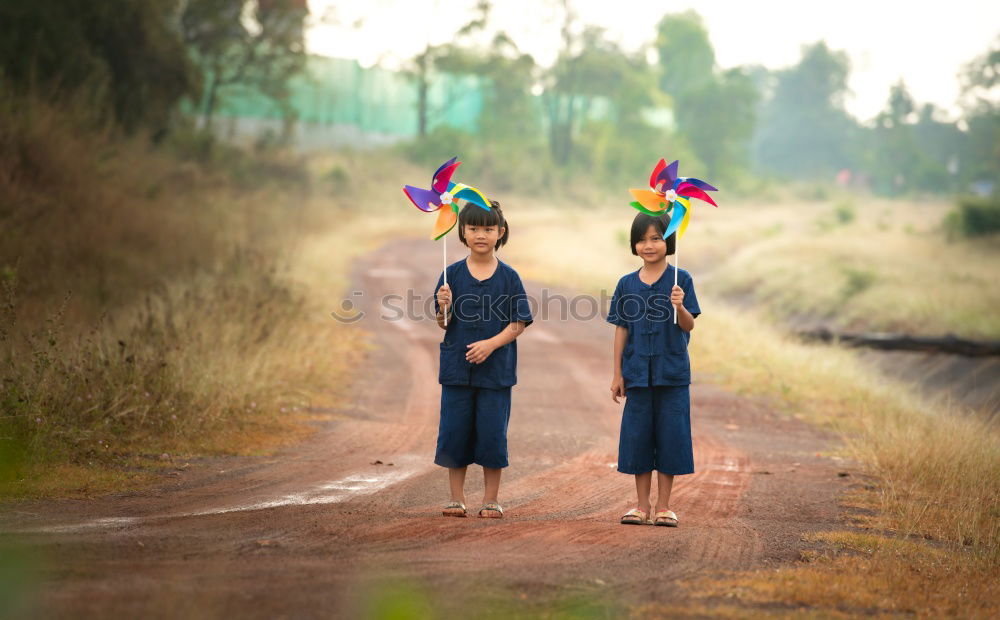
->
[434, 259, 534, 388]
[607, 265, 701, 388]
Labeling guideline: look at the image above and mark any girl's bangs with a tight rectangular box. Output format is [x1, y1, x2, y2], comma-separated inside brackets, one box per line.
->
[460, 204, 502, 227]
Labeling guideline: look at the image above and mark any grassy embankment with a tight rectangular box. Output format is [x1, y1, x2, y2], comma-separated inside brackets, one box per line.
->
[506, 201, 1000, 617]
[0, 92, 422, 498]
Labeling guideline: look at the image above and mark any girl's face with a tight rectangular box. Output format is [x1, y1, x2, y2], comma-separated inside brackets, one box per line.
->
[463, 223, 504, 256]
[635, 224, 667, 264]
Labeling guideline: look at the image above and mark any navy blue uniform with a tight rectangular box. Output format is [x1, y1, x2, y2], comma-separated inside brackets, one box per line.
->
[607, 266, 700, 475]
[433, 259, 533, 469]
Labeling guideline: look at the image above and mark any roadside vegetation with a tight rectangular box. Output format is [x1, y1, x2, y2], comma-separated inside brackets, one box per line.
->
[506, 205, 1000, 617]
[0, 89, 418, 497]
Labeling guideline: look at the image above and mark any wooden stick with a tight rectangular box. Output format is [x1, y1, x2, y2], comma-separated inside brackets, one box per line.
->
[673, 236, 679, 325]
[442, 236, 448, 327]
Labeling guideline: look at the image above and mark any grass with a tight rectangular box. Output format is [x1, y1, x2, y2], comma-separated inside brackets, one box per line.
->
[4, 87, 997, 609]
[0, 87, 425, 498]
[702, 198, 1000, 339]
[0, 251, 366, 498]
[504, 204, 1000, 615]
[683, 532, 999, 617]
[510, 197, 1000, 339]
[690, 303, 1000, 552]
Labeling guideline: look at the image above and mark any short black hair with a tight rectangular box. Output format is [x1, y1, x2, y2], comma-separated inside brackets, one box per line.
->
[458, 200, 509, 250]
[630, 212, 675, 256]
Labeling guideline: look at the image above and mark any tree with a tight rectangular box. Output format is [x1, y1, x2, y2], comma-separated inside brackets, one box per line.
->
[441, 32, 545, 189]
[0, 0, 198, 133]
[180, 0, 308, 130]
[399, 1, 492, 138]
[541, 4, 663, 171]
[958, 39, 1000, 191]
[656, 12, 758, 179]
[865, 82, 967, 195]
[753, 42, 860, 179]
[656, 11, 714, 96]
[673, 67, 758, 179]
[572, 36, 677, 187]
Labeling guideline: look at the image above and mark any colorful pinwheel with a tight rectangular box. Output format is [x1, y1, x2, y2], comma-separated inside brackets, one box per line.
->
[403, 156, 491, 240]
[628, 158, 717, 240]
[627, 159, 719, 323]
[403, 156, 491, 326]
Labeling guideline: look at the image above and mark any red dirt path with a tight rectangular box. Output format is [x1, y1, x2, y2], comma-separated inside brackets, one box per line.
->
[1, 239, 854, 617]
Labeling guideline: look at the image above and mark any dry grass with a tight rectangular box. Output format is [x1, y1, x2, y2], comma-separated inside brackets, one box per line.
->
[510, 197, 1000, 339]
[700, 198, 1000, 339]
[504, 204, 1000, 614]
[680, 532, 1000, 618]
[0, 88, 417, 498]
[0, 227, 376, 498]
[690, 303, 1000, 553]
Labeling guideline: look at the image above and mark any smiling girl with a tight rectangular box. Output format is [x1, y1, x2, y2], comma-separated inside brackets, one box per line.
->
[433, 200, 533, 519]
[607, 212, 701, 527]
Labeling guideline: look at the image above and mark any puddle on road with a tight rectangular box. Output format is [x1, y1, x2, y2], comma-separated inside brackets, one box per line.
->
[366, 268, 412, 279]
[709, 457, 742, 472]
[30, 517, 139, 534]
[6, 461, 425, 535]
[187, 467, 419, 516]
[529, 327, 561, 343]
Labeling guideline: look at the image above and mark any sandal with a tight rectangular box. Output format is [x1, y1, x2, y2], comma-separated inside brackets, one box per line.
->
[442, 501, 468, 517]
[653, 509, 678, 527]
[620, 508, 651, 525]
[478, 502, 504, 518]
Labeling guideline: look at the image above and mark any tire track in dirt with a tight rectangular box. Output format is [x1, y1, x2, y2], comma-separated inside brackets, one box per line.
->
[349, 244, 762, 577]
[1, 237, 845, 617]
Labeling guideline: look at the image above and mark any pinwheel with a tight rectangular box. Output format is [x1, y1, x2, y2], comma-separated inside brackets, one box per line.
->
[628, 159, 718, 323]
[403, 156, 491, 326]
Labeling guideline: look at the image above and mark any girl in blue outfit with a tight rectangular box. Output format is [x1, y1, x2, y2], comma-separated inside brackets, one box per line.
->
[433, 200, 533, 519]
[608, 212, 700, 527]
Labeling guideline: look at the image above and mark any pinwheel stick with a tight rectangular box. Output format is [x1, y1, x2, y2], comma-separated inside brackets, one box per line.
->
[674, 238, 679, 324]
[442, 237, 448, 327]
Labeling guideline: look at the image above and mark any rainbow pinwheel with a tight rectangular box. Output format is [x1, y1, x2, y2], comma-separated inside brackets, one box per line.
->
[627, 159, 719, 324]
[403, 157, 491, 240]
[403, 157, 491, 327]
[628, 159, 718, 241]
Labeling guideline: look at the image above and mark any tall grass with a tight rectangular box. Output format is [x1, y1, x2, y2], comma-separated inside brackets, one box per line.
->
[505, 205, 1000, 611]
[691, 304, 1000, 556]
[0, 87, 396, 496]
[0, 250, 358, 470]
[702, 199, 1000, 339]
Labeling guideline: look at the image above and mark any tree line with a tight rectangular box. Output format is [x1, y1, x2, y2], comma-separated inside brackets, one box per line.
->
[0, 0, 307, 135]
[405, 6, 998, 196]
[1, 1, 996, 197]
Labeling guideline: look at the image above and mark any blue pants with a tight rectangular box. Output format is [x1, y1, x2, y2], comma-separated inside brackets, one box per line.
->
[618, 385, 693, 475]
[435, 385, 512, 469]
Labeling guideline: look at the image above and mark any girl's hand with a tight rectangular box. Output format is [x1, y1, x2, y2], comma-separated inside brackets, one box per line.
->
[611, 375, 625, 404]
[437, 284, 452, 314]
[670, 285, 685, 307]
[466, 340, 496, 364]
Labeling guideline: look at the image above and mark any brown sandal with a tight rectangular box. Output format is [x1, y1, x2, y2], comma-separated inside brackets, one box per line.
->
[653, 509, 678, 527]
[478, 502, 504, 518]
[620, 508, 651, 525]
[442, 501, 468, 517]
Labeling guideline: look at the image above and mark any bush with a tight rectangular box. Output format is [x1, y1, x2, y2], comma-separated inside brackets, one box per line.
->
[833, 199, 856, 224]
[944, 195, 1000, 238]
[0, 248, 337, 482]
[397, 126, 477, 171]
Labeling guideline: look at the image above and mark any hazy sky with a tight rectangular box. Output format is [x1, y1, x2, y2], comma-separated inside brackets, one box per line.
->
[306, 0, 999, 121]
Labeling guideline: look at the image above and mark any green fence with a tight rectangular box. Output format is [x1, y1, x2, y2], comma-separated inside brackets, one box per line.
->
[210, 55, 485, 139]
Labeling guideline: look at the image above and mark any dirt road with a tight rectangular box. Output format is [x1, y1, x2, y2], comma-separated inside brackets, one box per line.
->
[1, 239, 853, 617]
